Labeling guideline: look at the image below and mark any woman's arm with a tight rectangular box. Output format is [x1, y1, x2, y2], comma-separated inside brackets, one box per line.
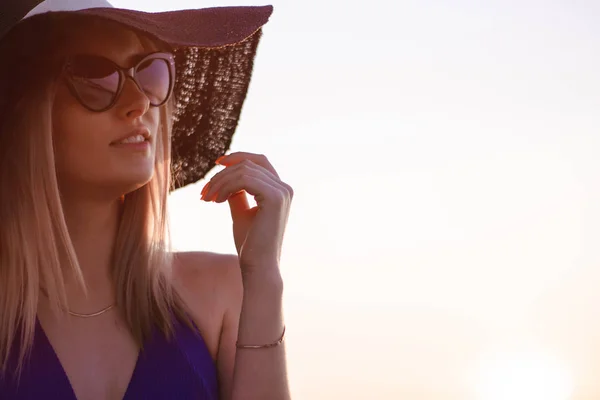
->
[201, 151, 294, 399]
[217, 256, 290, 400]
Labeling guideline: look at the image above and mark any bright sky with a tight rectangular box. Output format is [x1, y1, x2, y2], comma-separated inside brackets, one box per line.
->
[111, 0, 600, 398]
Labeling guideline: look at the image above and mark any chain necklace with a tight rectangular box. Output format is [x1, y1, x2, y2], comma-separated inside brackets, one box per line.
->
[67, 303, 115, 318]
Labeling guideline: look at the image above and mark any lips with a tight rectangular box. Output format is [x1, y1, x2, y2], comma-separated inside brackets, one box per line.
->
[110, 128, 151, 145]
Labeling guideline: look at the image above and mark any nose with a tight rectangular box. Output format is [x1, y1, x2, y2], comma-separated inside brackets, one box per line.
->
[116, 76, 150, 120]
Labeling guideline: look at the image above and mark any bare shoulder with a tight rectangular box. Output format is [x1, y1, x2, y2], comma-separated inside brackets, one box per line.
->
[171, 251, 243, 360]
[172, 251, 241, 292]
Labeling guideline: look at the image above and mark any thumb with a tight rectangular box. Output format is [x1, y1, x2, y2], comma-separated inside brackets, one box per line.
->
[227, 190, 250, 221]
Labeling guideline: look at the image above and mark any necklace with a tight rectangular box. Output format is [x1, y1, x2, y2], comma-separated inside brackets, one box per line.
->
[67, 304, 115, 318]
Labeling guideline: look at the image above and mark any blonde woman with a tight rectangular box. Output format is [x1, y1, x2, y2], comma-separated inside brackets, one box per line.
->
[0, 1, 292, 399]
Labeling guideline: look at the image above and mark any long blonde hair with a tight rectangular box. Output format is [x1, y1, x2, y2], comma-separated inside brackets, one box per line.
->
[0, 15, 190, 375]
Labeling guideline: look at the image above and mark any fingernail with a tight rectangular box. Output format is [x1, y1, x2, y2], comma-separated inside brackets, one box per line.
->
[215, 155, 226, 165]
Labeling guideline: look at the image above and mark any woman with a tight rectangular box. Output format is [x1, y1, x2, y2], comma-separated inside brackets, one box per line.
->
[0, 1, 292, 399]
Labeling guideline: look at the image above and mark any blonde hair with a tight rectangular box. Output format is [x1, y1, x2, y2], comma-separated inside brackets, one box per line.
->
[0, 15, 191, 376]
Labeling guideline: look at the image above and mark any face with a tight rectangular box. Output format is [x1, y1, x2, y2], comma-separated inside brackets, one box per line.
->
[52, 22, 165, 199]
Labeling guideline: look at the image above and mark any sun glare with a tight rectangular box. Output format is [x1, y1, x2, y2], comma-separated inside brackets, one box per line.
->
[474, 350, 574, 400]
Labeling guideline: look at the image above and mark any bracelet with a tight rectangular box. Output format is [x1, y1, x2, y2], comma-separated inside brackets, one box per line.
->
[236, 325, 286, 349]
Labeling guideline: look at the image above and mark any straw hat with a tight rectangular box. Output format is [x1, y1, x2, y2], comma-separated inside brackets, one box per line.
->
[0, 0, 274, 189]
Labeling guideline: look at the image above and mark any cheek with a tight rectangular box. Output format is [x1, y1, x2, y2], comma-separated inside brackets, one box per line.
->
[52, 85, 110, 170]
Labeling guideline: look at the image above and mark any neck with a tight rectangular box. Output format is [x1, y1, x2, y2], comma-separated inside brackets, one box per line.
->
[59, 195, 122, 312]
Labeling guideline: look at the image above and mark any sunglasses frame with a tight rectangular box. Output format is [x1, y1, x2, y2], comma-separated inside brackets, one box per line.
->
[62, 51, 176, 113]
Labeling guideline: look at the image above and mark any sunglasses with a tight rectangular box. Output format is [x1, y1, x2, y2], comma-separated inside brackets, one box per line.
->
[62, 52, 176, 112]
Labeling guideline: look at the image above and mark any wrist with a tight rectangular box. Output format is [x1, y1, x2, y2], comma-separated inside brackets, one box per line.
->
[242, 269, 284, 295]
[240, 261, 283, 284]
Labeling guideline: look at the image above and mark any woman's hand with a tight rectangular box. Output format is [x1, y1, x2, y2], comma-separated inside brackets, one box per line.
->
[200, 152, 293, 276]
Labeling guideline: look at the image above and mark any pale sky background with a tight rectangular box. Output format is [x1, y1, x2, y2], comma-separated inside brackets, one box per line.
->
[112, 1, 600, 398]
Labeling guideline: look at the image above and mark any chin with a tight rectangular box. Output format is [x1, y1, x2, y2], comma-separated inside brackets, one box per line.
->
[107, 168, 154, 194]
[123, 172, 155, 191]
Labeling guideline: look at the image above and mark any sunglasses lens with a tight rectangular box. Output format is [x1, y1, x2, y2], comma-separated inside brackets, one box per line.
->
[136, 58, 171, 106]
[67, 56, 119, 111]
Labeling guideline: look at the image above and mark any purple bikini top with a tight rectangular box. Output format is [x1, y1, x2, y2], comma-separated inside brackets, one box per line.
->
[0, 317, 219, 399]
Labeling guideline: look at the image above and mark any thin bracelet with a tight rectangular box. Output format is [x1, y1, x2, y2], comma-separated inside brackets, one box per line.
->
[236, 325, 286, 349]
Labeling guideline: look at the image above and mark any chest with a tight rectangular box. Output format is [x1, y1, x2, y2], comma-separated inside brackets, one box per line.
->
[37, 314, 139, 400]
[22, 315, 219, 400]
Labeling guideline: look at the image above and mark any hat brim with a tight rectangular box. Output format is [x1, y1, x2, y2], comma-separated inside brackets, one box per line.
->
[76, 6, 273, 49]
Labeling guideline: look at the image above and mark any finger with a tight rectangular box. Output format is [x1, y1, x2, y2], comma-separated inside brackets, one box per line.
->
[202, 161, 276, 201]
[202, 162, 271, 198]
[212, 174, 283, 208]
[227, 190, 251, 221]
[216, 152, 279, 179]
[215, 158, 280, 183]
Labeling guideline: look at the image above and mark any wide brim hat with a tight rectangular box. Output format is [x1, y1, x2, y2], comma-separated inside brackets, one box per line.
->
[0, 0, 273, 190]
